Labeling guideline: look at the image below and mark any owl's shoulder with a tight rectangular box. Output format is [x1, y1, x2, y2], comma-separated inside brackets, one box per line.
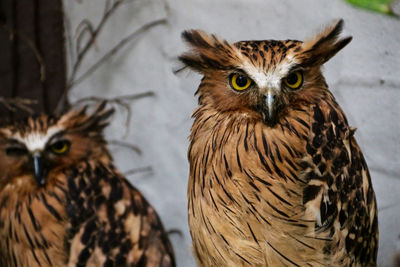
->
[65, 161, 175, 267]
[301, 98, 378, 265]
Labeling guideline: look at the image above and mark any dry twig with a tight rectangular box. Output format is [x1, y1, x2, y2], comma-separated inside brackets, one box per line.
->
[58, 0, 167, 114]
[1, 25, 46, 82]
[124, 166, 152, 176]
[69, 18, 167, 89]
[60, 0, 168, 185]
[67, 0, 124, 87]
[0, 97, 37, 114]
[72, 91, 154, 136]
[167, 229, 184, 238]
[109, 139, 142, 155]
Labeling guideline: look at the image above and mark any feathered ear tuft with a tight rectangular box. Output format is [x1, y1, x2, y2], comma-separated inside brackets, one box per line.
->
[298, 19, 352, 66]
[179, 30, 238, 73]
[60, 101, 115, 134]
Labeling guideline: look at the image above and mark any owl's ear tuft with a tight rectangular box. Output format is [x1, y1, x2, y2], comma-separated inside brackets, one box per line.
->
[299, 19, 352, 66]
[182, 30, 215, 50]
[60, 101, 115, 134]
[179, 30, 237, 73]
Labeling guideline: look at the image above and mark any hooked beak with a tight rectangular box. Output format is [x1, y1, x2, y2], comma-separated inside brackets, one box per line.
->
[261, 91, 278, 126]
[32, 152, 47, 186]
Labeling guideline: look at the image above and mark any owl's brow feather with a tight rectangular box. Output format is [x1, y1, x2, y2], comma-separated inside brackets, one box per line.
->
[5, 131, 66, 152]
[230, 67, 250, 75]
[45, 130, 68, 145]
[286, 64, 304, 74]
[4, 138, 25, 146]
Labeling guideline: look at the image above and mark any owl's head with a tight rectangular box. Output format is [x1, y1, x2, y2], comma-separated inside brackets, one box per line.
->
[180, 19, 351, 126]
[0, 102, 114, 189]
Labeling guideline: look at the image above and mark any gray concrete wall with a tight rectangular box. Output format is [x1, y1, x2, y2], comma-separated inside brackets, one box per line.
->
[64, 0, 400, 266]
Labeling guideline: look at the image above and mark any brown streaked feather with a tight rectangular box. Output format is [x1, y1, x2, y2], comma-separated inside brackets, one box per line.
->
[0, 105, 175, 267]
[0, 174, 69, 267]
[301, 95, 378, 266]
[65, 162, 175, 267]
[188, 105, 328, 266]
[183, 20, 378, 267]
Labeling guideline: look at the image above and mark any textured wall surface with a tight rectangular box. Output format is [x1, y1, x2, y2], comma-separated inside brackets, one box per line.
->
[63, 0, 400, 266]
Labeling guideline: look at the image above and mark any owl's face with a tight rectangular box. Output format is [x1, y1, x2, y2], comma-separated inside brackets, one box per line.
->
[180, 20, 351, 126]
[0, 103, 113, 190]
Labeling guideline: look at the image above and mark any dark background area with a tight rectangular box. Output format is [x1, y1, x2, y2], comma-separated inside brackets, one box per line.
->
[0, 0, 65, 117]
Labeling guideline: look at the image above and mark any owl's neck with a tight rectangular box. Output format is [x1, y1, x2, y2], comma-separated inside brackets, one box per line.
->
[0, 174, 68, 267]
[188, 103, 312, 196]
[190, 103, 310, 145]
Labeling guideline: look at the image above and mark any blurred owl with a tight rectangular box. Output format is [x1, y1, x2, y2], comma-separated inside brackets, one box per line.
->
[0, 103, 175, 267]
[180, 19, 378, 266]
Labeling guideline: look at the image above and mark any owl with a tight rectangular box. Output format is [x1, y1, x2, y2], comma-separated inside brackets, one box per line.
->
[180, 19, 378, 266]
[0, 102, 175, 267]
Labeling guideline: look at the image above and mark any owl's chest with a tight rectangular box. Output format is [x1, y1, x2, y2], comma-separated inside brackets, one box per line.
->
[188, 118, 319, 266]
[188, 117, 309, 216]
[0, 183, 69, 267]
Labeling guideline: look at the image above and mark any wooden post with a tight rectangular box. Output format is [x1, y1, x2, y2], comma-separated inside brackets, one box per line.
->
[0, 0, 66, 117]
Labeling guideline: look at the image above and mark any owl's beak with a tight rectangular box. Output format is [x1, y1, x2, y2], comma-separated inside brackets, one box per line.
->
[262, 92, 277, 126]
[32, 152, 47, 186]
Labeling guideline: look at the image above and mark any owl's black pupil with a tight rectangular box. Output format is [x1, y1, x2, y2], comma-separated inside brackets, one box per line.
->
[287, 73, 298, 85]
[53, 141, 65, 150]
[236, 75, 248, 87]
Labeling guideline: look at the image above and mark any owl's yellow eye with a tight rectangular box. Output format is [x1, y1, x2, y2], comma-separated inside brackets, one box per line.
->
[229, 73, 252, 91]
[50, 140, 70, 155]
[283, 71, 303, 90]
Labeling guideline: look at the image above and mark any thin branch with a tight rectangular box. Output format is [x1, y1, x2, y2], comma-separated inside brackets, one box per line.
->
[73, 91, 154, 104]
[104, 0, 117, 15]
[67, 0, 123, 87]
[63, 10, 76, 68]
[167, 229, 184, 238]
[378, 202, 400, 212]
[75, 19, 96, 55]
[173, 66, 187, 75]
[72, 91, 154, 136]
[124, 166, 152, 176]
[1, 25, 46, 82]
[0, 97, 37, 113]
[69, 18, 167, 89]
[109, 140, 142, 155]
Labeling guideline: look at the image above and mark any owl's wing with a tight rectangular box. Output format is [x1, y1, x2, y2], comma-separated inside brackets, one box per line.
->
[65, 163, 175, 267]
[301, 98, 378, 265]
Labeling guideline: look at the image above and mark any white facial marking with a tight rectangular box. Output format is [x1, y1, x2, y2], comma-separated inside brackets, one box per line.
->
[239, 54, 297, 93]
[14, 126, 62, 152]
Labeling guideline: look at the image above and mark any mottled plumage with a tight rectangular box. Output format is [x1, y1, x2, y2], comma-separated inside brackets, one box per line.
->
[0, 103, 175, 267]
[180, 20, 378, 266]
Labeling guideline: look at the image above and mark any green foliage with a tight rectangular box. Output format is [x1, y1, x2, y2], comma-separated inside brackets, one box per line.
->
[345, 0, 397, 16]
